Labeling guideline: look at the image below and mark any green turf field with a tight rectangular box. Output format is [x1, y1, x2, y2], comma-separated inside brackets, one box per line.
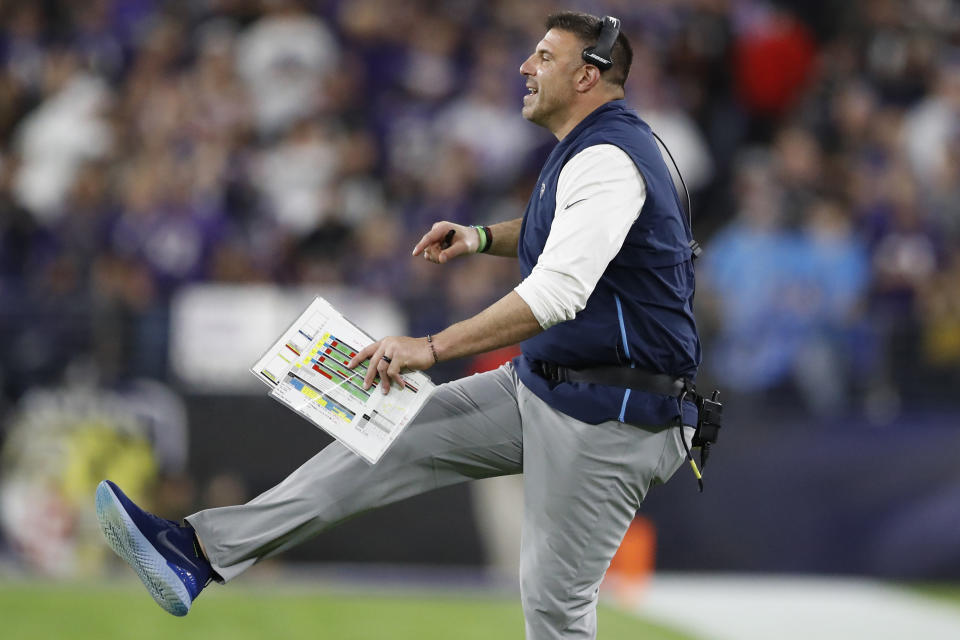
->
[0, 580, 693, 640]
[909, 583, 960, 608]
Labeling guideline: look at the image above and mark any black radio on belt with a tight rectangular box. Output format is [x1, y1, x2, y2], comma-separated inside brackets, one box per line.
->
[693, 390, 722, 450]
[689, 389, 723, 488]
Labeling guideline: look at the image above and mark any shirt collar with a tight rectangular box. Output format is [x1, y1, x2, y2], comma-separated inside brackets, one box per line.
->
[558, 99, 628, 145]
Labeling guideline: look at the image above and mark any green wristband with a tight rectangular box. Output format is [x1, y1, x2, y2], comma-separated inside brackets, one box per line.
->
[473, 225, 488, 253]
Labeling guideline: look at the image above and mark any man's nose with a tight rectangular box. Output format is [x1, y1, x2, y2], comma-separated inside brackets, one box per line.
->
[519, 56, 535, 76]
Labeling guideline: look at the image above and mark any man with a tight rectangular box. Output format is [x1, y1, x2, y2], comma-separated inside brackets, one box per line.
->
[95, 12, 701, 639]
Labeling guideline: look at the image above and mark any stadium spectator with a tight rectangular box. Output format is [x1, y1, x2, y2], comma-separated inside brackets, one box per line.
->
[902, 56, 960, 186]
[12, 50, 113, 221]
[235, 0, 338, 138]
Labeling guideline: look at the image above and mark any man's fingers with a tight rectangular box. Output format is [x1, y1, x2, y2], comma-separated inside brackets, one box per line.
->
[363, 345, 387, 389]
[376, 357, 392, 393]
[348, 337, 416, 393]
[438, 248, 458, 263]
[386, 359, 406, 391]
[348, 342, 377, 369]
[412, 234, 431, 257]
[423, 244, 450, 264]
[416, 240, 441, 262]
[412, 226, 448, 256]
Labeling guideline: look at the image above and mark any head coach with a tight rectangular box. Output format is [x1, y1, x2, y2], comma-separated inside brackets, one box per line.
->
[96, 11, 704, 640]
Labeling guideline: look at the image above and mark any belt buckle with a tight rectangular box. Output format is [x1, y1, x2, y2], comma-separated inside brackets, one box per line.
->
[539, 361, 559, 382]
[537, 361, 549, 379]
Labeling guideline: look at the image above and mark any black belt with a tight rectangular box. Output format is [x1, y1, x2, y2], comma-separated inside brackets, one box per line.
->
[533, 360, 693, 397]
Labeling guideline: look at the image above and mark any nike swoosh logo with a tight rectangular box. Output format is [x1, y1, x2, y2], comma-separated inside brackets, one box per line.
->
[564, 198, 588, 210]
[156, 529, 199, 569]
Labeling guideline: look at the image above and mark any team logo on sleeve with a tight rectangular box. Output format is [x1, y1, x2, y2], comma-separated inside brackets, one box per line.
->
[539, 183, 546, 199]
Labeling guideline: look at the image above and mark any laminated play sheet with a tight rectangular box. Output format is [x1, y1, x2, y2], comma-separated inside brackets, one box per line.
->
[251, 297, 434, 464]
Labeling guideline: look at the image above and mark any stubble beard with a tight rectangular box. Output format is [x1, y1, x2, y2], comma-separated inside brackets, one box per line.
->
[523, 81, 576, 134]
[522, 91, 553, 128]
[521, 94, 539, 124]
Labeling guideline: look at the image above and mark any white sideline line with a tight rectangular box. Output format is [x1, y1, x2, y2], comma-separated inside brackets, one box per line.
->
[628, 574, 960, 640]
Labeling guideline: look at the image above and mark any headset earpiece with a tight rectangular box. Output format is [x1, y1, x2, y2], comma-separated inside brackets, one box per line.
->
[581, 15, 620, 71]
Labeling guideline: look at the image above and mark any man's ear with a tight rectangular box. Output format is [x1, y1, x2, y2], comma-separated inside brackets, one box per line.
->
[575, 64, 602, 93]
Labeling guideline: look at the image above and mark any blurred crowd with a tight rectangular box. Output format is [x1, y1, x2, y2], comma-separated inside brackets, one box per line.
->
[0, 0, 959, 421]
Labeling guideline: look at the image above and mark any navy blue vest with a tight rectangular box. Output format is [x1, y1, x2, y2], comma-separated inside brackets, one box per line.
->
[514, 100, 701, 427]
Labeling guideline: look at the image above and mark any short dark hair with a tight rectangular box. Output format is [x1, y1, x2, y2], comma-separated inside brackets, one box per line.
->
[545, 11, 633, 88]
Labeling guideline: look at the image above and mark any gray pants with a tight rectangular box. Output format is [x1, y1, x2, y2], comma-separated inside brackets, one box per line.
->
[187, 363, 690, 639]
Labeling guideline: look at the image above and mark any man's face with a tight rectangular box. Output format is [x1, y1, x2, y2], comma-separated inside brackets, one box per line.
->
[519, 29, 583, 128]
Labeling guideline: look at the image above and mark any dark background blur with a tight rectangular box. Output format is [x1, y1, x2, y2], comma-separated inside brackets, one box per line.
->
[1, 0, 959, 580]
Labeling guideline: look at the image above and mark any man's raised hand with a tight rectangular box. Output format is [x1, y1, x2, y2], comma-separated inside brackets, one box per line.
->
[412, 222, 479, 264]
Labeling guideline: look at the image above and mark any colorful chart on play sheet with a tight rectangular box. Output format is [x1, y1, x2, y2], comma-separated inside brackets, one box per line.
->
[251, 297, 434, 464]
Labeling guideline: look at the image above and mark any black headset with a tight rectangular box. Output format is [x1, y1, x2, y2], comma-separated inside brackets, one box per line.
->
[581, 15, 620, 71]
[579, 14, 703, 258]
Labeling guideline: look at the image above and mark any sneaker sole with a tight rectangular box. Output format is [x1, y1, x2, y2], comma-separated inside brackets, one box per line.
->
[95, 481, 191, 616]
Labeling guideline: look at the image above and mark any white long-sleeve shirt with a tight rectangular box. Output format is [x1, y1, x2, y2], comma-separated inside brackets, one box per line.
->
[514, 144, 646, 329]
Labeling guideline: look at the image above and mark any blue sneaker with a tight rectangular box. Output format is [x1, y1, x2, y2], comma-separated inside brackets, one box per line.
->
[95, 480, 212, 616]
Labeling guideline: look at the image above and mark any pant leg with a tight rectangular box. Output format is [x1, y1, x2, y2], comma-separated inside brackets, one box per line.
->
[517, 383, 691, 640]
[187, 364, 524, 582]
